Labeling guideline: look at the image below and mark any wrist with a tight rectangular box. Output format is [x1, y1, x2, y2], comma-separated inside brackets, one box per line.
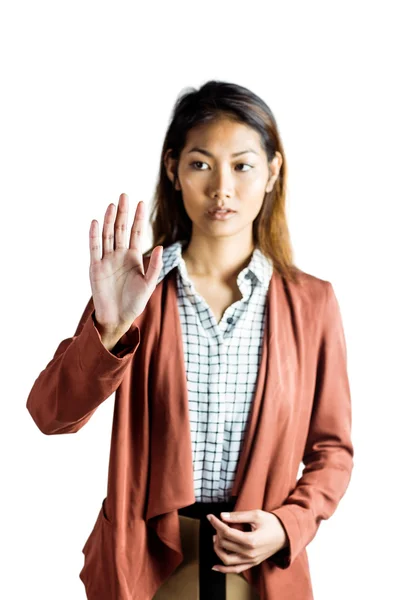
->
[272, 514, 289, 550]
[92, 314, 127, 337]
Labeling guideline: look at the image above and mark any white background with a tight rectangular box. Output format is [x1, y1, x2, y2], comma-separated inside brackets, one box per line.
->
[1, 1, 399, 598]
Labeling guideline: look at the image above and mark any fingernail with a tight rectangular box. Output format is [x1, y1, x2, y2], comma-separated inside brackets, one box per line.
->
[206, 514, 212, 521]
[212, 566, 220, 571]
[221, 512, 230, 518]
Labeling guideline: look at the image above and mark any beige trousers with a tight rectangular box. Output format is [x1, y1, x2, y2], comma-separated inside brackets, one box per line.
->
[153, 515, 260, 600]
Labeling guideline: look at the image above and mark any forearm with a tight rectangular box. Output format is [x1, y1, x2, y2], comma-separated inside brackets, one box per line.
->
[26, 307, 140, 435]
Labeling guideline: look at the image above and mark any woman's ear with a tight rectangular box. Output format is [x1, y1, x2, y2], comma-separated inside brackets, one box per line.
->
[164, 149, 181, 190]
[266, 151, 283, 193]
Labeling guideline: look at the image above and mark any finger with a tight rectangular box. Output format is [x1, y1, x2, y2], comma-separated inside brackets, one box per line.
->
[144, 246, 163, 288]
[212, 562, 255, 574]
[220, 510, 260, 525]
[89, 219, 101, 264]
[214, 534, 253, 559]
[102, 203, 116, 257]
[128, 200, 145, 253]
[215, 548, 253, 567]
[114, 193, 129, 250]
[207, 515, 249, 546]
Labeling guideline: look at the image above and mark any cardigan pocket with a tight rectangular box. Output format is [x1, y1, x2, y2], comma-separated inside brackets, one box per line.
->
[79, 497, 116, 598]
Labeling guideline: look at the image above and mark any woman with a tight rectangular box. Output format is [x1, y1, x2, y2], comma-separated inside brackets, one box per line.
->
[26, 80, 354, 600]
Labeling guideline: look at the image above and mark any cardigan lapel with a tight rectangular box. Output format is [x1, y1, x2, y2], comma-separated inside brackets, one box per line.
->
[145, 266, 196, 523]
[230, 269, 300, 509]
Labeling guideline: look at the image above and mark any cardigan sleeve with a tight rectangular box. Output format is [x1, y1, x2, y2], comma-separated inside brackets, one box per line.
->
[268, 281, 354, 569]
[26, 296, 141, 435]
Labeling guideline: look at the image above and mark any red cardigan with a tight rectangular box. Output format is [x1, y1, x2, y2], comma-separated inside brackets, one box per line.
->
[26, 258, 354, 600]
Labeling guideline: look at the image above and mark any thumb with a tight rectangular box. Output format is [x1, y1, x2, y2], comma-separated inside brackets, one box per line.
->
[220, 510, 258, 524]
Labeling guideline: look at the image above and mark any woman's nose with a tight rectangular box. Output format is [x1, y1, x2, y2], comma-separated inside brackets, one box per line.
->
[209, 165, 234, 197]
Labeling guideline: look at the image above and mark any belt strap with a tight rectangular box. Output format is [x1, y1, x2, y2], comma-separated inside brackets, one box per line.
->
[178, 499, 236, 600]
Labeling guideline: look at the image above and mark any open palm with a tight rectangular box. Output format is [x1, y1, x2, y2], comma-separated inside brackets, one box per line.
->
[89, 193, 163, 335]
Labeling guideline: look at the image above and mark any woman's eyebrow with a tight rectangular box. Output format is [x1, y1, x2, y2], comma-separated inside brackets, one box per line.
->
[187, 146, 259, 158]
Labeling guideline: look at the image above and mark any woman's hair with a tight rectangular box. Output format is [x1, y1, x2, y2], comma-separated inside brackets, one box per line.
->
[144, 80, 300, 283]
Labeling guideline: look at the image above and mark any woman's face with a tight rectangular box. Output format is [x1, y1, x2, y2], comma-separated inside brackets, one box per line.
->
[165, 117, 282, 240]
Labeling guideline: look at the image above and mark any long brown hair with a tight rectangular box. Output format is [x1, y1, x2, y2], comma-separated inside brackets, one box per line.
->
[144, 80, 300, 283]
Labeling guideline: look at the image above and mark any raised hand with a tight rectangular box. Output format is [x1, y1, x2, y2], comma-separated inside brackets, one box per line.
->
[89, 193, 163, 339]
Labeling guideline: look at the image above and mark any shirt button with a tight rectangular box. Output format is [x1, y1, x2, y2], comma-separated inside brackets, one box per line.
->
[227, 317, 233, 324]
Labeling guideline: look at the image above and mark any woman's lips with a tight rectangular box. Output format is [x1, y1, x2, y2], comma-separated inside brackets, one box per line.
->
[206, 209, 237, 220]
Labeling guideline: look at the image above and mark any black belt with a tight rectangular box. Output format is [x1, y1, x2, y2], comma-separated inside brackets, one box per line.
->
[178, 498, 236, 600]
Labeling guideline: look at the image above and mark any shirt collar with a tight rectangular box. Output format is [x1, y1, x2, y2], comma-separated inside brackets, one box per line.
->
[155, 240, 273, 290]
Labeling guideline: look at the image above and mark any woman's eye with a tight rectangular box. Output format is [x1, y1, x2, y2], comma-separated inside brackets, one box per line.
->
[190, 161, 253, 171]
[191, 161, 208, 170]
